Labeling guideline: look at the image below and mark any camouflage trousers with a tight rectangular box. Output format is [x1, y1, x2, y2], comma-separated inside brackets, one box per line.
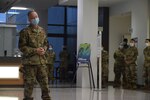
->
[59, 62, 68, 81]
[113, 63, 126, 87]
[102, 75, 108, 88]
[23, 65, 51, 100]
[102, 64, 108, 88]
[143, 63, 150, 88]
[59, 67, 67, 81]
[47, 64, 54, 82]
[125, 64, 137, 89]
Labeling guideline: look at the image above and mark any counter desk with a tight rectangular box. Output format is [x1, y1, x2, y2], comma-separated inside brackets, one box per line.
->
[0, 57, 23, 85]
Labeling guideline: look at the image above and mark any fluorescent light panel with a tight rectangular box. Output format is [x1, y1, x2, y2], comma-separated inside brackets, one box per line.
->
[11, 7, 28, 10]
[7, 12, 20, 14]
[0, 97, 18, 100]
[0, 66, 19, 78]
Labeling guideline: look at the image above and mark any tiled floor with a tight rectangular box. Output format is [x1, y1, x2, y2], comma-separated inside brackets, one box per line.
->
[0, 86, 150, 100]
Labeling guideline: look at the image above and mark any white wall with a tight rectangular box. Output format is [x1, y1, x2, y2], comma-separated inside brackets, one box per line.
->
[131, 0, 148, 85]
[109, 0, 149, 85]
[77, 0, 98, 88]
[148, 0, 150, 38]
[109, 16, 131, 81]
[110, 1, 131, 17]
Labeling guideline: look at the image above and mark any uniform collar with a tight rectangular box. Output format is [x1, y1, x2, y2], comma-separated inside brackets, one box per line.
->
[28, 24, 41, 33]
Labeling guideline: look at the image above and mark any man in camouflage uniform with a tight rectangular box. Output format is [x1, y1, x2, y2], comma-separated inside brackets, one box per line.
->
[18, 11, 51, 100]
[123, 38, 129, 49]
[102, 49, 109, 88]
[124, 39, 138, 89]
[113, 44, 125, 88]
[122, 38, 129, 88]
[46, 44, 56, 83]
[59, 46, 69, 81]
[143, 39, 150, 89]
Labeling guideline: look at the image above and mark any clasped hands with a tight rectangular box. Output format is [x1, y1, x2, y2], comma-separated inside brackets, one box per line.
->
[36, 47, 46, 56]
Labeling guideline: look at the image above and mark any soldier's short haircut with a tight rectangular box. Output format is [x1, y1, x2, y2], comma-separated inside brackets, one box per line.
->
[131, 39, 135, 42]
[27, 10, 35, 17]
[145, 39, 150, 42]
[123, 38, 128, 43]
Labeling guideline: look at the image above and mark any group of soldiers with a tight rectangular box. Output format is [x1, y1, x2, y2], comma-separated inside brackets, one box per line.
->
[113, 38, 138, 89]
[102, 38, 150, 90]
[46, 45, 69, 82]
[113, 38, 150, 90]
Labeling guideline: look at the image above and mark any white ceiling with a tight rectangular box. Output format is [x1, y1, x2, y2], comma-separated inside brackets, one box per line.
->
[59, 0, 128, 7]
[99, 0, 128, 7]
[14, 0, 128, 10]
[14, 0, 59, 10]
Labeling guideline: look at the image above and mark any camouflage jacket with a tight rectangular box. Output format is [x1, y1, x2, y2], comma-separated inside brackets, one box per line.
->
[114, 49, 125, 64]
[59, 50, 69, 62]
[124, 46, 138, 64]
[144, 46, 150, 62]
[18, 25, 48, 65]
[46, 50, 56, 64]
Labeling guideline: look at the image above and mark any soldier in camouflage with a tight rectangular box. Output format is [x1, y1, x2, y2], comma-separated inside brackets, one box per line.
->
[18, 11, 51, 100]
[122, 38, 129, 88]
[123, 38, 129, 49]
[59, 46, 69, 81]
[102, 49, 109, 88]
[46, 44, 56, 83]
[113, 44, 125, 88]
[124, 39, 138, 89]
[143, 39, 150, 89]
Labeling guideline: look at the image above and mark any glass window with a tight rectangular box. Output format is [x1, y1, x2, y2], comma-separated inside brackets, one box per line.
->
[67, 26, 77, 35]
[15, 10, 28, 24]
[67, 7, 77, 25]
[67, 38, 76, 63]
[48, 7, 65, 25]
[15, 36, 19, 49]
[0, 9, 30, 57]
[48, 37, 64, 61]
[16, 25, 28, 34]
[54, 62, 60, 78]
[47, 6, 77, 82]
[48, 26, 64, 34]
[7, 10, 29, 32]
[0, 13, 6, 23]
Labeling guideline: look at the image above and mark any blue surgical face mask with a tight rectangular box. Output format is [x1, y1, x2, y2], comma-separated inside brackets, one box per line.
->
[31, 18, 39, 25]
[49, 48, 53, 51]
[146, 43, 150, 47]
[130, 43, 134, 47]
[119, 45, 123, 49]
